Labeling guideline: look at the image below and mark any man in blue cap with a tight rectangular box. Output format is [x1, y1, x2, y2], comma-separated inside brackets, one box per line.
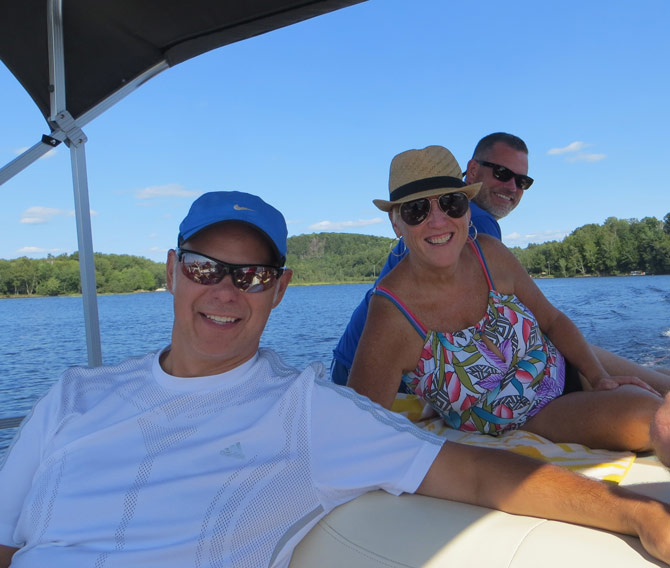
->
[1, 191, 669, 567]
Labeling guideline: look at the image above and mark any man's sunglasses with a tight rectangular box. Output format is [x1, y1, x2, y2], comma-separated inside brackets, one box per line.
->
[176, 248, 283, 293]
[476, 160, 534, 190]
[399, 192, 469, 226]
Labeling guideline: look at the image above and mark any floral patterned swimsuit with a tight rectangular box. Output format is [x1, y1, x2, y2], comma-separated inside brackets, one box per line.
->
[375, 239, 565, 435]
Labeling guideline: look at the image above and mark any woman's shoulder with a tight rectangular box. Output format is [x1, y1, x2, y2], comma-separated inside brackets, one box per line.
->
[475, 233, 505, 252]
[474, 234, 516, 266]
[374, 257, 410, 291]
[474, 235, 528, 294]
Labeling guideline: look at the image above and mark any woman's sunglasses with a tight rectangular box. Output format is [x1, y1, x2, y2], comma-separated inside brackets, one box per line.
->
[399, 192, 469, 226]
[176, 248, 283, 293]
[476, 160, 533, 190]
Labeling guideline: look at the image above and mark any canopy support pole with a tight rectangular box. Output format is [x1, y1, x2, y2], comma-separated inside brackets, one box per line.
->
[0, 58, 166, 367]
[0, 60, 167, 187]
[47, 0, 102, 366]
[0, 135, 62, 185]
[71, 143, 102, 366]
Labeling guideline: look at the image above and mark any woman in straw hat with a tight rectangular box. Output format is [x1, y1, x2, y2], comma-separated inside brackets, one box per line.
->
[347, 145, 670, 462]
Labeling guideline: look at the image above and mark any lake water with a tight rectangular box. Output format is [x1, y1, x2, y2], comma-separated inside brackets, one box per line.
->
[2, 276, 670, 454]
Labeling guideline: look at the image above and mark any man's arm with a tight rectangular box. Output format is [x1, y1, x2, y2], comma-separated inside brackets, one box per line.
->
[0, 544, 18, 567]
[417, 441, 670, 563]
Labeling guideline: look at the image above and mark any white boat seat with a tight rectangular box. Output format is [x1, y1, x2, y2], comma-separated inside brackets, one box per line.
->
[290, 455, 669, 568]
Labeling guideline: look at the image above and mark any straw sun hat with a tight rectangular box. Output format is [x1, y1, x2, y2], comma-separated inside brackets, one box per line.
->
[373, 145, 481, 212]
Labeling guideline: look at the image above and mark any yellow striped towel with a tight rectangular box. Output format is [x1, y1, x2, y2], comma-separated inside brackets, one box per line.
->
[391, 394, 635, 484]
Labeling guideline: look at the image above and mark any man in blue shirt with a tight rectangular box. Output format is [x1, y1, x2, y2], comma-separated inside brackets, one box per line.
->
[332, 132, 531, 384]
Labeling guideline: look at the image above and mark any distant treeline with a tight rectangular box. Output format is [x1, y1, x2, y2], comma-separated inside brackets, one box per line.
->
[0, 232, 395, 297]
[2, 214, 668, 297]
[0, 253, 167, 296]
[511, 215, 670, 277]
[286, 232, 394, 284]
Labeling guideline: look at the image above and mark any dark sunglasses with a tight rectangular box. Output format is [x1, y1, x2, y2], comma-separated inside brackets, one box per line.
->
[476, 160, 534, 190]
[399, 192, 470, 226]
[176, 248, 283, 293]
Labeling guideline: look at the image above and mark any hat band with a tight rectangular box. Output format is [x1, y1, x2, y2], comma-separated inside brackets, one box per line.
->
[389, 176, 465, 201]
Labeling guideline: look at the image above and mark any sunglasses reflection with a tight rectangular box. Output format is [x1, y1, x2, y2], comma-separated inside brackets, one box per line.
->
[177, 249, 283, 292]
[400, 192, 470, 226]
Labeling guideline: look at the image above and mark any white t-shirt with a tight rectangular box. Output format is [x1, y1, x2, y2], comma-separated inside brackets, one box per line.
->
[0, 348, 442, 568]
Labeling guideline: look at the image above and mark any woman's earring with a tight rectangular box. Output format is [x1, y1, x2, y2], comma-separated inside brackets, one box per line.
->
[468, 221, 478, 241]
[389, 235, 406, 257]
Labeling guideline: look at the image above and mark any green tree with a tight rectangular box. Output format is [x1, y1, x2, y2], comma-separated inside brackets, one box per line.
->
[0, 259, 11, 295]
[36, 276, 62, 296]
[8, 257, 39, 295]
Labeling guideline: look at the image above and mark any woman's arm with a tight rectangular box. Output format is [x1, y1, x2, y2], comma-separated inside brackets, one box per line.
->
[347, 291, 424, 408]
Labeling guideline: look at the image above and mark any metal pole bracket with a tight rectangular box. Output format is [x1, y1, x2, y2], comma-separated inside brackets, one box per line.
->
[49, 110, 88, 148]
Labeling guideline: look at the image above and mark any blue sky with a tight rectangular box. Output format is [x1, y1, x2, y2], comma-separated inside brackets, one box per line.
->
[1, 0, 669, 263]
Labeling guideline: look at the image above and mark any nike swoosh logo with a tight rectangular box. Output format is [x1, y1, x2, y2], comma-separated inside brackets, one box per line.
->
[233, 204, 254, 211]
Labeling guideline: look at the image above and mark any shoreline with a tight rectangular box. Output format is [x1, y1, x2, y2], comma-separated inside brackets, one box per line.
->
[0, 273, 661, 299]
[0, 281, 380, 299]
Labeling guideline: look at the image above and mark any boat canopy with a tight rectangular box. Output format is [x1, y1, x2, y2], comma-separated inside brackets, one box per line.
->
[0, 0, 366, 367]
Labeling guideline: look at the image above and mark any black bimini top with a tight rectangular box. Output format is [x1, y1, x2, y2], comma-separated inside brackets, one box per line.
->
[0, 0, 365, 123]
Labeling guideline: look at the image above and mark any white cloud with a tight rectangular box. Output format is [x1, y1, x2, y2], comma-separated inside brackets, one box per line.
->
[566, 153, 606, 163]
[135, 184, 200, 199]
[547, 142, 606, 163]
[307, 218, 384, 231]
[20, 206, 96, 224]
[13, 146, 58, 159]
[504, 229, 568, 247]
[17, 246, 63, 254]
[547, 141, 588, 155]
[20, 206, 68, 224]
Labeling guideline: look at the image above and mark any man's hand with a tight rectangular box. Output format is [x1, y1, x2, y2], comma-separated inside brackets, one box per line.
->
[631, 499, 670, 564]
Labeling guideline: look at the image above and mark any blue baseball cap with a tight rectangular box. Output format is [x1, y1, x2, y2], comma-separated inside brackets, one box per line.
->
[178, 191, 288, 265]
